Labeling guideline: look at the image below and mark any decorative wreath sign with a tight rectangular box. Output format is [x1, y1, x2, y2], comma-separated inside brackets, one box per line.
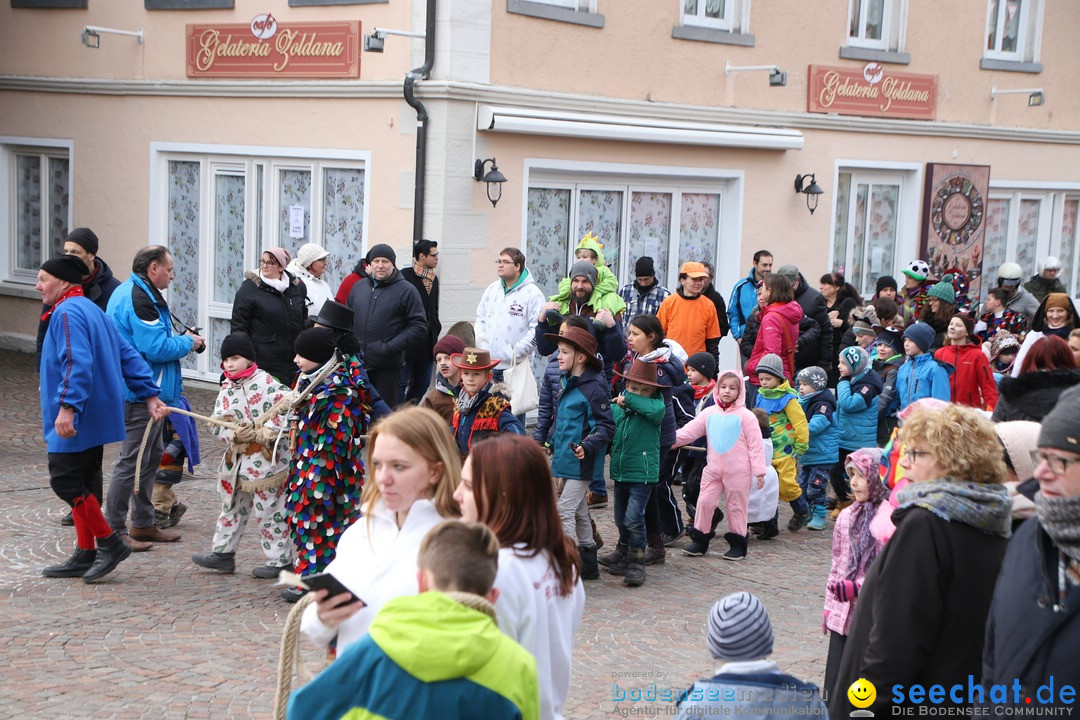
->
[930, 173, 984, 248]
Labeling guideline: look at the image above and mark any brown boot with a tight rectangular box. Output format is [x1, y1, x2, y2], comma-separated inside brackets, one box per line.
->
[643, 532, 666, 565]
[831, 498, 853, 520]
[130, 525, 181, 543]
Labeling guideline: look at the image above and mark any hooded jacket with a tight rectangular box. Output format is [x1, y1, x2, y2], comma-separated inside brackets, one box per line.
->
[617, 341, 695, 447]
[1023, 274, 1067, 303]
[797, 388, 838, 466]
[36, 255, 120, 354]
[550, 237, 625, 316]
[889, 352, 951, 416]
[288, 591, 540, 720]
[837, 368, 883, 451]
[934, 342, 998, 410]
[230, 270, 308, 385]
[609, 389, 666, 483]
[1005, 285, 1041, 322]
[746, 300, 802, 385]
[991, 368, 1080, 423]
[346, 267, 429, 371]
[476, 268, 547, 371]
[550, 366, 615, 482]
[672, 370, 767, 481]
[728, 266, 762, 340]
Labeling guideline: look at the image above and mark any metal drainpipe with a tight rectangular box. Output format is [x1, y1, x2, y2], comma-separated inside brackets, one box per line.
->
[403, 0, 436, 246]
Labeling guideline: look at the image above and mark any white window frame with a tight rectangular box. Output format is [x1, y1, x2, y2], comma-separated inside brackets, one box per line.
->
[984, 0, 1043, 63]
[530, 0, 595, 10]
[682, 0, 734, 31]
[846, 0, 907, 52]
[0, 137, 74, 289]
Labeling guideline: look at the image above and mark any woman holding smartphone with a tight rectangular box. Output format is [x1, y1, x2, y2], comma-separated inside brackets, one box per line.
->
[299, 406, 462, 654]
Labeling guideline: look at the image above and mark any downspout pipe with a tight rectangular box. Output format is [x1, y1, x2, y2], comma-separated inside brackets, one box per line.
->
[404, 0, 436, 246]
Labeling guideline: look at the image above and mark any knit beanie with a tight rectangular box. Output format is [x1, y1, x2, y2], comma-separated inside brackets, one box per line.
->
[903, 322, 935, 353]
[65, 227, 99, 256]
[297, 243, 329, 269]
[839, 346, 870, 377]
[366, 243, 397, 265]
[1037, 385, 1080, 455]
[927, 275, 957, 304]
[989, 330, 1020, 361]
[706, 592, 774, 661]
[845, 447, 886, 502]
[994, 421, 1042, 482]
[569, 259, 598, 288]
[294, 327, 336, 365]
[875, 275, 898, 295]
[432, 334, 466, 360]
[40, 255, 89, 284]
[952, 313, 975, 341]
[635, 256, 656, 277]
[219, 332, 256, 362]
[851, 319, 875, 337]
[796, 366, 828, 392]
[775, 264, 800, 284]
[685, 352, 718, 381]
[265, 247, 291, 270]
[877, 327, 905, 354]
[756, 353, 786, 380]
[1045, 293, 1072, 312]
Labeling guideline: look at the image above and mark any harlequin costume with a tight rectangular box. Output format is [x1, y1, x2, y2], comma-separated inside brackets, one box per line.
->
[450, 347, 524, 458]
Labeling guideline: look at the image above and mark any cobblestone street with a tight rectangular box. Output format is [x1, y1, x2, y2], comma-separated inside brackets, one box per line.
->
[1, 349, 832, 719]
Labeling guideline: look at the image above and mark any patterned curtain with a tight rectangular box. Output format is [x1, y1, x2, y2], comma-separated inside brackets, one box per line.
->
[577, 189, 623, 277]
[981, 198, 1011, 294]
[214, 173, 246, 304]
[16, 155, 41, 270]
[628, 192, 672, 286]
[1014, 198, 1041, 278]
[678, 193, 720, 269]
[48, 157, 69, 259]
[1061, 199, 1078, 296]
[832, 173, 852, 274]
[322, 168, 365, 292]
[278, 169, 311, 258]
[864, 184, 898, 298]
[167, 161, 202, 371]
[526, 188, 571, 295]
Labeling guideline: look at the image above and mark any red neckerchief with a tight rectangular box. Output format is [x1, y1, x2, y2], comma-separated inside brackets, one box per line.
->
[692, 379, 716, 400]
[40, 286, 85, 322]
[223, 362, 259, 382]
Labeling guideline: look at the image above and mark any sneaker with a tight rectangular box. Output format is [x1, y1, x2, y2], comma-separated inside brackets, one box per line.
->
[281, 586, 308, 603]
[586, 492, 608, 508]
[807, 506, 828, 531]
[191, 552, 236, 574]
[787, 513, 809, 532]
[252, 564, 291, 579]
[662, 529, 686, 547]
[61, 512, 74, 527]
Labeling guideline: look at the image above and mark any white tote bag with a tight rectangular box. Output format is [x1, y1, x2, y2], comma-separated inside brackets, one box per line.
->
[507, 356, 539, 415]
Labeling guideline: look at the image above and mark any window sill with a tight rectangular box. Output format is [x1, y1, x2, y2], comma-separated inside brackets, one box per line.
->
[289, 0, 387, 5]
[0, 280, 43, 301]
[980, 58, 1043, 74]
[146, 0, 233, 8]
[672, 25, 754, 47]
[838, 46, 910, 65]
[506, 0, 604, 28]
[11, 0, 87, 7]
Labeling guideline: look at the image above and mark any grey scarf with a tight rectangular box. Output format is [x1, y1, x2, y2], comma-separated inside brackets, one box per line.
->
[896, 479, 1011, 537]
[455, 388, 482, 416]
[1035, 492, 1080, 563]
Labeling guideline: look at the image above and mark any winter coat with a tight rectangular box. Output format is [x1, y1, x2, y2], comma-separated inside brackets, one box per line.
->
[230, 270, 308, 385]
[992, 369, 1080, 423]
[702, 284, 730, 339]
[793, 273, 833, 370]
[745, 300, 802, 385]
[286, 260, 335, 320]
[451, 385, 525, 458]
[334, 259, 367, 304]
[934, 342, 998, 409]
[1005, 286, 1041, 322]
[617, 279, 670, 331]
[36, 255, 121, 354]
[1023, 274, 1066, 304]
[108, 273, 195, 405]
[982, 518, 1080, 707]
[40, 295, 159, 453]
[536, 318, 628, 389]
[609, 390, 665, 483]
[533, 355, 562, 445]
[346, 268, 428, 372]
[419, 375, 457, 426]
[837, 370, 883, 451]
[615, 343, 694, 447]
[797, 388, 838, 466]
[827, 296, 857, 363]
[211, 368, 290, 494]
[475, 269, 547, 371]
[550, 367, 615, 483]
[400, 266, 441, 361]
[824, 502, 883, 637]
[673, 370, 767, 481]
[656, 289, 721, 357]
[830, 505, 1008, 719]
[875, 353, 903, 444]
[889, 352, 951, 416]
[727, 267, 761, 340]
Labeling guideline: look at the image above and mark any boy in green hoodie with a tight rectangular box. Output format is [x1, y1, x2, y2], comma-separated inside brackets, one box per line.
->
[752, 354, 810, 531]
[548, 232, 626, 316]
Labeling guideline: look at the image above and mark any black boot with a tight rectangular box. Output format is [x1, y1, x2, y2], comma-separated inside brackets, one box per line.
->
[599, 542, 627, 570]
[755, 512, 780, 540]
[643, 532, 666, 565]
[192, 551, 236, 574]
[43, 548, 97, 578]
[623, 546, 646, 587]
[82, 533, 133, 582]
[682, 528, 713, 557]
[578, 545, 600, 580]
[723, 532, 748, 561]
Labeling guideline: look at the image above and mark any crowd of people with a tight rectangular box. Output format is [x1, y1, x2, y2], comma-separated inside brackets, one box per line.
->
[32, 227, 1080, 718]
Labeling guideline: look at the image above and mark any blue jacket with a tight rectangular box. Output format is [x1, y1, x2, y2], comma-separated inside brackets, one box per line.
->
[40, 296, 159, 453]
[550, 367, 615, 482]
[836, 369, 884, 451]
[675, 666, 827, 720]
[797, 388, 838, 466]
[107, 274, 194, 405]
[890, 352, 951, 416]
[533, 354, 563, 445]
[727, 267, 761, 340]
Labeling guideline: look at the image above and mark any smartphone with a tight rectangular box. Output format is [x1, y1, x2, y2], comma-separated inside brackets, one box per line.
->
[279, 570, 364, 606]
[568, 442, 581, 453]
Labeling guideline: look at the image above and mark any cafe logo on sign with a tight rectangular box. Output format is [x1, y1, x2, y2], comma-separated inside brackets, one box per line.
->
[807, 63, 937, 120]
[186, 15, 360, 78]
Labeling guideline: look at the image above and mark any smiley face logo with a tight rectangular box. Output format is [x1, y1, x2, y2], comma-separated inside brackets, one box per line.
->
[848, 678, 876, 709]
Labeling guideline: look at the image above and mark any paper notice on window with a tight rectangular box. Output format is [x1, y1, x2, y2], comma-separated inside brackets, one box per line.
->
[289, 205, 305, 239]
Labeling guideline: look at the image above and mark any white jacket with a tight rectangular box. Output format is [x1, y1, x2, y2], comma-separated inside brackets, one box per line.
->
[299, 498, 449, 653]
[475, 269, 547, 370]
[286, 260, 335, 319]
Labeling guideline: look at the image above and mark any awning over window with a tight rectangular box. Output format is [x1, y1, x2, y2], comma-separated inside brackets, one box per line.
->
[477, 104, 803, 150]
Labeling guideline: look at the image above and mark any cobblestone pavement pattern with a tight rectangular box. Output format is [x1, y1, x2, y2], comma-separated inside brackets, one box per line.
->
[1, 349, 831, 718]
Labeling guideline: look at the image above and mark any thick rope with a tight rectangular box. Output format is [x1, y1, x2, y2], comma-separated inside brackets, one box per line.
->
[133, 418, 158, 495]
[272, 592, 317, 720]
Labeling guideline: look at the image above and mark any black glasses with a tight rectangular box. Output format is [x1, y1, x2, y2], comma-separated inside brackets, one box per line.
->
[1031, 450, 1080, 476]
[903, 449, 932, 463]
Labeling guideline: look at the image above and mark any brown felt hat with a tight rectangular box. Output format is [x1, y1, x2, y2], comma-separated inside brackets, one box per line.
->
[450, 347, 500, 371]
[544, 326, 602, 370]
[615, 358, 663, 387]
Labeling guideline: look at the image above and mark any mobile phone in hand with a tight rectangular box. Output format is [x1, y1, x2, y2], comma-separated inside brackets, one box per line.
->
[279, 570, 364, 606]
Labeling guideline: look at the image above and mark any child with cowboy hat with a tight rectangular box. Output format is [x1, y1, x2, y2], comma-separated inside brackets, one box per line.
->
[450, 347, 524, 459]
[604, 358, 666, 587]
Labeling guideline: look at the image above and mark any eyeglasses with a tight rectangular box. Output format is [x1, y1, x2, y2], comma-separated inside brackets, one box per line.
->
[903, 449, 932, 463]
[495, 259, 515, 266]
[1031, 450, 1080, 476]
[260, 257, 279, 266]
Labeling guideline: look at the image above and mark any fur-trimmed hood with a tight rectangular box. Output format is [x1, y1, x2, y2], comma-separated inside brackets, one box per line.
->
[243, 268, 303, 289]
[997, 368, 1080, 401]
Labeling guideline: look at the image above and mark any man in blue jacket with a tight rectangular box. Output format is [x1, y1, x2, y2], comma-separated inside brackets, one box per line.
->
[106, 246, 205, 547]
[727, 250, 772, 347]
[37, 255, 167, 582]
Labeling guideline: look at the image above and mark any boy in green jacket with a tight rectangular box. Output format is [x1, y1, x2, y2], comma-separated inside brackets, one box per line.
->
[604, 358, 665, 587]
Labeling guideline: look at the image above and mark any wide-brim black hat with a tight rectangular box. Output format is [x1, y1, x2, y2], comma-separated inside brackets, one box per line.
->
[314, 300, 354, 332]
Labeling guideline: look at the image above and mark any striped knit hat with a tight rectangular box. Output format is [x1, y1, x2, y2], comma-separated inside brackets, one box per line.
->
[706, 592, 774, 661]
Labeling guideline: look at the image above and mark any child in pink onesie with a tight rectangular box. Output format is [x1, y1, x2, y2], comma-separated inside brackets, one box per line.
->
[673, 370, 766, 560]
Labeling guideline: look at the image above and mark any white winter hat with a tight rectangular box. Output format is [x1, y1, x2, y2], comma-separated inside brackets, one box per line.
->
[297, 243, 329, 269]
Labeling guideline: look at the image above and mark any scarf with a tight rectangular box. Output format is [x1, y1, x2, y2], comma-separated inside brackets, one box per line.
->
[1034, 491, 1080, 563]
[40, 285, 85, 322]
[895, 479, 1011, 537]
[456, 387, 482, 416]
[223, 362, 259, 382]
[1044, 324, 1073, 340]
[413, 261, 435, 295]
[847, 455, 889, 581]
[260, 271, 289, 293]
[692, 379, 716, 400]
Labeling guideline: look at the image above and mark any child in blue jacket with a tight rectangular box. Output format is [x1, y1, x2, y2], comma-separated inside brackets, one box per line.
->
[794, 366, 838, 531]
[533, 316, 591, 449]
[887, 322, 951, 416]
[833, 345, 884, 514]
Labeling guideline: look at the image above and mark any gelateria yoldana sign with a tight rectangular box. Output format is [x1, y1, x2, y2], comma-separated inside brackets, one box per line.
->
[186, 14, 360, 78]
[807, 63, 937, 120]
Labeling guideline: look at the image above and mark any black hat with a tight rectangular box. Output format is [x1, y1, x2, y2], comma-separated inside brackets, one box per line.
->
[314, 300, 354, 332]
[219, 332, 256, 362]
[685, 352, 718, 380]
[41, 255, 89, 284]
[365, 243, 397, 265]
[294, 328, 336, 365]
[65, 227, 99, 256]
[876, 275, 898, 294]
[635, 256, 655, 277]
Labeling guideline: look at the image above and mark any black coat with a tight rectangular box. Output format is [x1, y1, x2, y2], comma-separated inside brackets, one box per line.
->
[982, 517, 1080, 706]
[829, 505, 1008, 718]
[36, 256, 121, 354]
[992, 369, 1080, 423]
[702, 285, 730, 339]
[345, 268, 428, 372]
[230, 270, 307, 385]
[793, 273, 833, 371]
[399, 267, 440, 361]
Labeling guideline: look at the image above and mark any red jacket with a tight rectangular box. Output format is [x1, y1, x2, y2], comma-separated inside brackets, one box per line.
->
[746, 300, 802, 385]
[934, 342, 998, 410]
